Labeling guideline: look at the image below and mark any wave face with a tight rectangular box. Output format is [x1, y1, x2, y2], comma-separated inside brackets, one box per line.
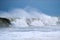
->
[0, 8, 60, 27]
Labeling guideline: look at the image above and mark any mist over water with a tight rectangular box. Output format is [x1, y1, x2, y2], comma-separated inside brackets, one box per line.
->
[0, 8, 59, 27]
[0, 7, 60, 31]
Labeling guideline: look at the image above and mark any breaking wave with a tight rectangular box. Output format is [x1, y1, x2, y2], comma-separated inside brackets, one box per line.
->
[0, 8, 60, 27]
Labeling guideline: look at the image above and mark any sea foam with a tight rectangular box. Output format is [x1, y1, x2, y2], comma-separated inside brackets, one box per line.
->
[0, 8, 59, 27]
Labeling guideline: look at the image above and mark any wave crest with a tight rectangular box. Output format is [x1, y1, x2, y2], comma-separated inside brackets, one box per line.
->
[0, 8, 59, 27]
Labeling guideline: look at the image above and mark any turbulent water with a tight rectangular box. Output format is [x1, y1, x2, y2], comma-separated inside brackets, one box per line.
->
[0, 25, 60, 40]
[0, 19, 60, 40]
[0, 8, 60, 40]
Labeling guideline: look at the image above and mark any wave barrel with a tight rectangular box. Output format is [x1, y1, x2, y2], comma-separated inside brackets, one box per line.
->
[0, 17, 11, 27]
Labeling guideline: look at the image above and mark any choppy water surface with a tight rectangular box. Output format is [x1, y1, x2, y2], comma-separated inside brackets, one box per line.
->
[0, 26, 60, 40]
[0, 26, 60, 32]
[0, 8, 60, 40]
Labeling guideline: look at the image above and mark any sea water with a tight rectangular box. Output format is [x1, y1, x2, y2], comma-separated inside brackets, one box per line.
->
[0, 18, 60, 40]
[0, 25, 60, 40]
[0, 8, 60, 40]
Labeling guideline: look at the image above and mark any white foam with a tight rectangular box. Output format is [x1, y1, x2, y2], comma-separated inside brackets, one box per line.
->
[11, 18, 28, 27]
[30, 20, 44, 26]
[0, 31, 60, 40]
[0, 8, 59, 27]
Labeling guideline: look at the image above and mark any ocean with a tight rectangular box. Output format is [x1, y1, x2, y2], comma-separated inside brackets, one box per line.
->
[0, 8, 60, 40]
[0, 25, 60, 40]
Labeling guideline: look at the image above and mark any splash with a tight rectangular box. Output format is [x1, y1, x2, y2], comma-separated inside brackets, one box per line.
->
[0, 8, 59, 27]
